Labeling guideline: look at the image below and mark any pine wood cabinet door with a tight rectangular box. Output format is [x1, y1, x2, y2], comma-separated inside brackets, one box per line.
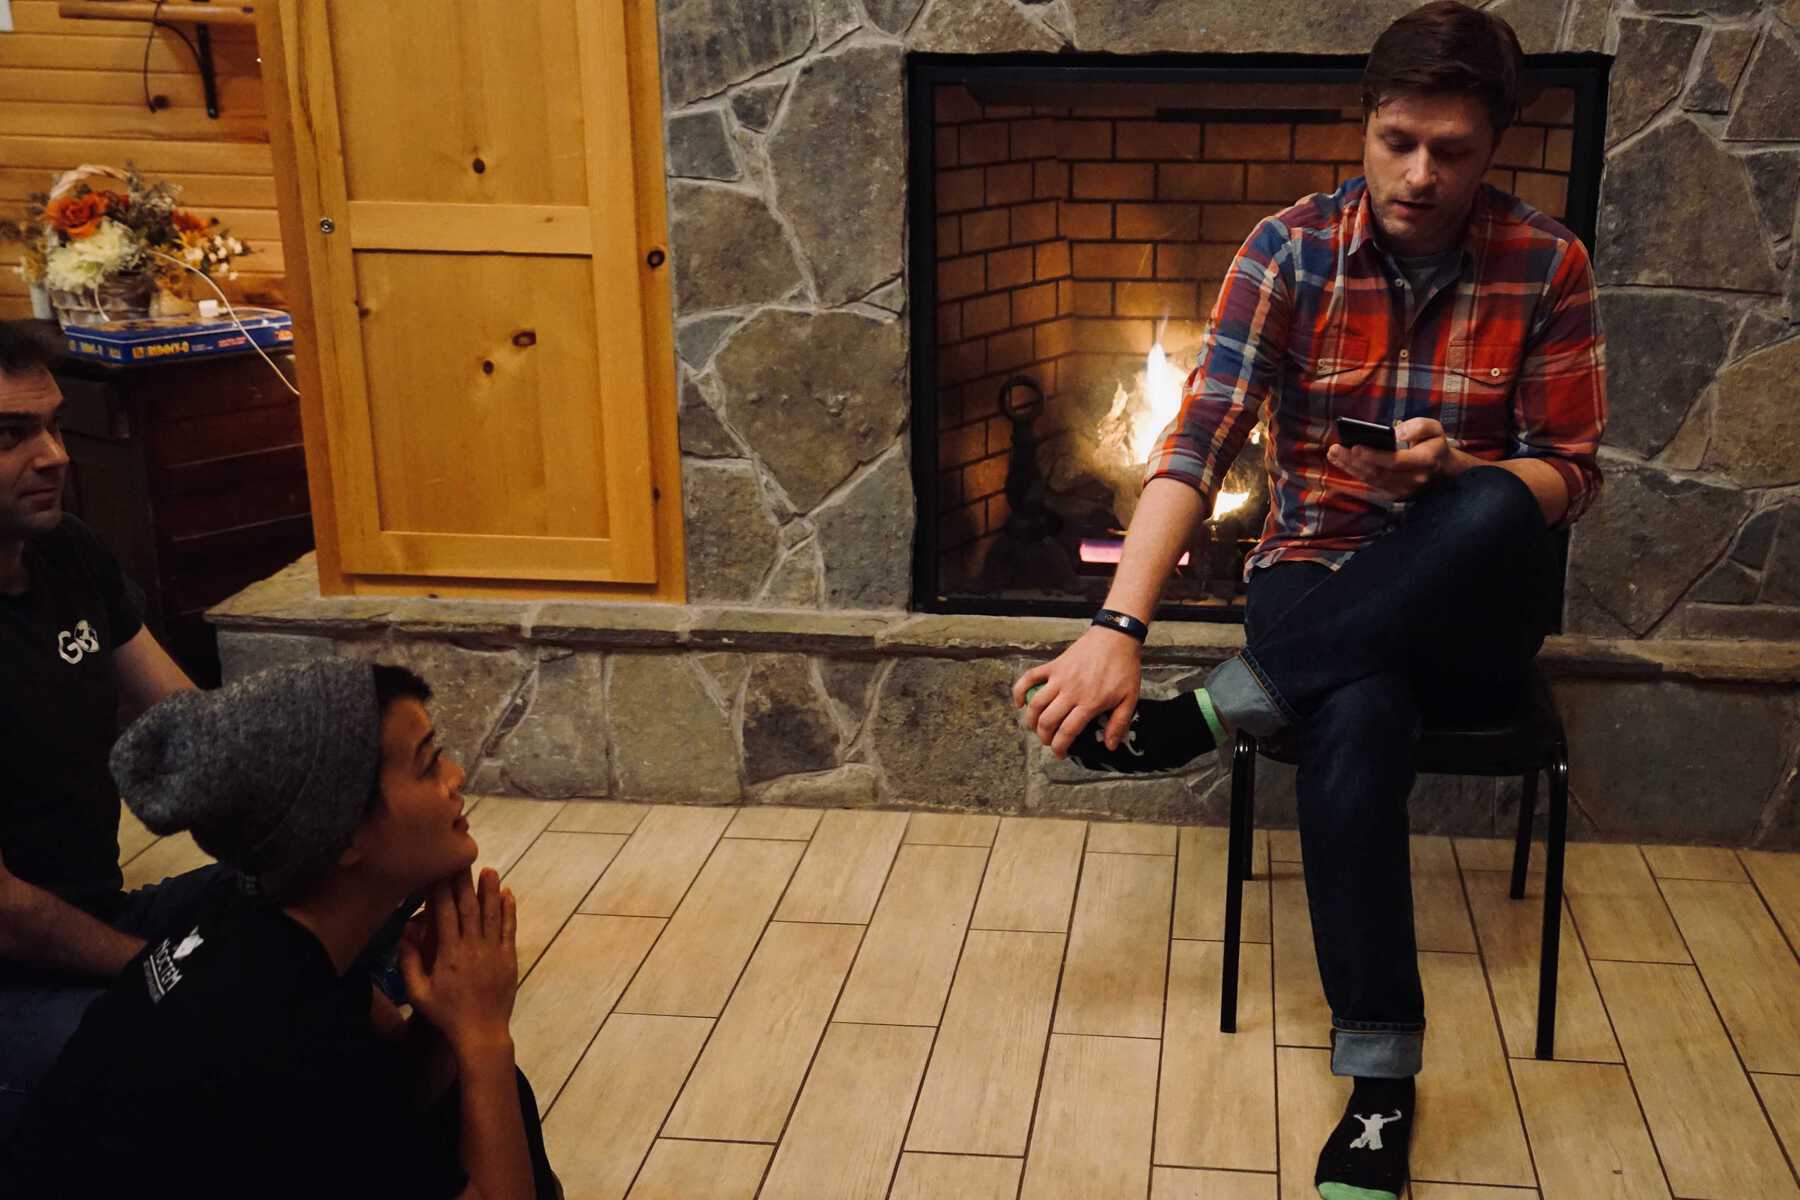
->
[262, 0, 662, 583]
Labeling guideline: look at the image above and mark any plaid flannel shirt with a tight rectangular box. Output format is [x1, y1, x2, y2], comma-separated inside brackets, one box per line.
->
[1144, 176, 1607, 578]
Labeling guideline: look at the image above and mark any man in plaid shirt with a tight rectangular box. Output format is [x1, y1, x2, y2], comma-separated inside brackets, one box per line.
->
[1015, 5, 1605, 1197]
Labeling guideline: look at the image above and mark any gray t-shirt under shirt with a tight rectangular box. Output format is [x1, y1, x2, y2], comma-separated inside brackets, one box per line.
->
[1395, 246, 1463, 299]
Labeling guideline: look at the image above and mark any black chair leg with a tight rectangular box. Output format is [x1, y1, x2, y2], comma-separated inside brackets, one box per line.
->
[1510, 769, 1539, 901]
[1234, 743, 1257, 883]
[1535, 742, 1569, 1060]
[1220, 733, 1256, 1034]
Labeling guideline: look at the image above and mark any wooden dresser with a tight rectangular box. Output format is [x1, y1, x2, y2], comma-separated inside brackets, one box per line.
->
[52, 344, 313, 686]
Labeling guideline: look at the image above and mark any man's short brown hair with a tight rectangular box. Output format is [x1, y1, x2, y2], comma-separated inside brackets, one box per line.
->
[0, 320, 60, 379]
[1362, 1, 1526, 137]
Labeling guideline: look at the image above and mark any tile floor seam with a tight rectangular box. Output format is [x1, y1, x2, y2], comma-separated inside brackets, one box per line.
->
[1145, 842, 1178, 1200]
[1652, 871, 1800, 1195]
[752, 814, 911, 1199]
[1738, 850, 1800, 969]
[539, 810, 729, 1126]
[883, 845, 990, 1199]
[1011, 819, 1092, 1200]
[1555, 864, 1681, 1200]
[1458, 836, 1545, 1196]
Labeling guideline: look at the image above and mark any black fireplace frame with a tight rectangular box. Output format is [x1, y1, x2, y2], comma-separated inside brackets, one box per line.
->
[907, 51, 1611, 624]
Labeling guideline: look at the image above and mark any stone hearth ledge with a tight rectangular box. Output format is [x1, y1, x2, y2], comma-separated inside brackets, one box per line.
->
[209, 555, 1800, 685]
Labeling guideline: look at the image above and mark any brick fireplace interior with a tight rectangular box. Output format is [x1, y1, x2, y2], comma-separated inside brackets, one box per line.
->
[914, 57, 1599, 619]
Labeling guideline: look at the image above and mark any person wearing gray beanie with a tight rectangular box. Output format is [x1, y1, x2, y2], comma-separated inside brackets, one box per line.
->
[5, 660, 562, 1200]
[110, 659, 382, 900]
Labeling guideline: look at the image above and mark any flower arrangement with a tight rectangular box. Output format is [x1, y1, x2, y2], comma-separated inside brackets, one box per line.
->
[1, 164, 251, 325]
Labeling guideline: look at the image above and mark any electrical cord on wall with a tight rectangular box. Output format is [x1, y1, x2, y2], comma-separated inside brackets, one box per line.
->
[145, 248, 302, 397]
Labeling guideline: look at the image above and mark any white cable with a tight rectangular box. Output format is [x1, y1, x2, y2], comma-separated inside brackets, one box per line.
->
[144, 248, 301, 397]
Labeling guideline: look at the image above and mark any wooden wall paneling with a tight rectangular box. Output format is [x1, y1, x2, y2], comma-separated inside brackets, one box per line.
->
[0, 16, 279, 320]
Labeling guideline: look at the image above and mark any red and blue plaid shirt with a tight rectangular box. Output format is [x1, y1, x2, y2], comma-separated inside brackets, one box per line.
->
[1145, 177, 1607, 577]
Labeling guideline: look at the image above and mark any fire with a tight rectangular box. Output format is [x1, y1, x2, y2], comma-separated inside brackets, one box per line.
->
[1130, 341, 1188, 464]
[1212, 490, 1249, 520]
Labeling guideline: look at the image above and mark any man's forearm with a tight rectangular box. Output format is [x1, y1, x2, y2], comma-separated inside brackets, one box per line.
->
[0, 876, 144, 977]
[1103, 477, 1209, 622]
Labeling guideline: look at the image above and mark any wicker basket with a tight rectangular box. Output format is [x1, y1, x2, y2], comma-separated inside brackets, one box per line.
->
[50, 274, 154, 328]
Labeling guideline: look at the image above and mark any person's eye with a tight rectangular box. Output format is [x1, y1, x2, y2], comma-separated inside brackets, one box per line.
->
[0, 428, 24, 451]
[423, 749, 442, 779]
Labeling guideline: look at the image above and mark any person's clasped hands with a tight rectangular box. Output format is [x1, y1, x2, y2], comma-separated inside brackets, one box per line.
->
[397, 867, 518, 1058]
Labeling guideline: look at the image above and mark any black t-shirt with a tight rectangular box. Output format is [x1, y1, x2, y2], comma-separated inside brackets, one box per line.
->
[0, 515, 143, 914]
[4, 901, 469, 1199]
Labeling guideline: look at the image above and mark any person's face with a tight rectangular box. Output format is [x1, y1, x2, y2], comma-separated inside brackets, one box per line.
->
[1362, 90, 1498, 256]
[0, 367, 70, 541]
[352, 697, 476, 892]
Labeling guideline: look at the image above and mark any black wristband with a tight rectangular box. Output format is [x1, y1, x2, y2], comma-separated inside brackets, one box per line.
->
[1092, 608, 1150, 642]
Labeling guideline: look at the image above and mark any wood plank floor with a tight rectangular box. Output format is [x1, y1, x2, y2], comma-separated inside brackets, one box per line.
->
[122, 803, 1800, 1199]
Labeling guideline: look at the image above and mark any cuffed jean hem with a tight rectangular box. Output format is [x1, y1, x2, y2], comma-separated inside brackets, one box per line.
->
[1205, 654, 1290, 737]
[1330, 1028, 1424, 1078]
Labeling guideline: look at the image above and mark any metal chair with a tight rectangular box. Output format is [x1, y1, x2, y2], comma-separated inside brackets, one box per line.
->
[1219, 665, 1570, 1059]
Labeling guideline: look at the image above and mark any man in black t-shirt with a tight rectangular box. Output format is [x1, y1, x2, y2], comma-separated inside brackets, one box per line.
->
[0, 323, 209, 1138]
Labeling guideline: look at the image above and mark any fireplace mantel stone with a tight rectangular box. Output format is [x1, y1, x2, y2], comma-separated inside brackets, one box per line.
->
[212, 554, 1800, 846]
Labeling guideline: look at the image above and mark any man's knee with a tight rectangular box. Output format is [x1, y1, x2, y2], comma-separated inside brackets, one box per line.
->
[1297, 675, 1419, 837]
[1307, 673, 1419, 747]
[1425, 466, 1544, 542]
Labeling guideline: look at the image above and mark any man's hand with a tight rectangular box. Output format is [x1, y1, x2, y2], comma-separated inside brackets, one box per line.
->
[1012, 624, 1143, 758]
[397, 869, 518, 1063]
[1326, 417, 1468, 501]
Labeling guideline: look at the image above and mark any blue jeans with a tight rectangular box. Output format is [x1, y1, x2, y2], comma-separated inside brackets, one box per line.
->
[1212, 469, 1559, 1077]
[0, 864, 247, 1141]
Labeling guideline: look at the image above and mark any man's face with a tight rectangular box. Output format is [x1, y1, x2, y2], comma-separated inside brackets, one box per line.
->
[0, 366, 70, 541]
[355, 697, 476, 891]
[1362, 90, 1498, 256]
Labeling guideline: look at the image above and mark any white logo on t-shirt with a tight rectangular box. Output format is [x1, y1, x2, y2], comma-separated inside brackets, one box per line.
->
[56, 619, 101, 664]
[144, 926, 204, 1004]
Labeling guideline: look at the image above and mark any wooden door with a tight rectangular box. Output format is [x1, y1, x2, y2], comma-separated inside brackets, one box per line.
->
[259, 0, 669, 585]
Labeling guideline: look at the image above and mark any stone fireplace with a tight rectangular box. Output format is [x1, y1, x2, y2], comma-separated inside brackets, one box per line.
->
[915, 57, 1594, 616]
[215, 1, 1800, 849]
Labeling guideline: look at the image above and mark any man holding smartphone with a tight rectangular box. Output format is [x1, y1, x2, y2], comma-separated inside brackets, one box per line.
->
[1013, 5, 1605, 1198]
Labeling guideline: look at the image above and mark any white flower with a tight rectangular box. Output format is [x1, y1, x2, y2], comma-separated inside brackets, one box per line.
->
[43, 218, 143, 291]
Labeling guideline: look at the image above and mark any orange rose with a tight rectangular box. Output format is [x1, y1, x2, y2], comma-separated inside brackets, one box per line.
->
[46, 191, 111, 239]
[173, 209, 210, 234]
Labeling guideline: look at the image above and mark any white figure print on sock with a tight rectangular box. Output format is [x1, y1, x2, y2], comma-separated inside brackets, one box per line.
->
[1347, 1110, 1403, 1151]
[1091, 712, 1148, 758]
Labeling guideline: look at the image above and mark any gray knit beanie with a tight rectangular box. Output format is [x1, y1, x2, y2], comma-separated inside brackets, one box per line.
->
[110, 659, 382, 899]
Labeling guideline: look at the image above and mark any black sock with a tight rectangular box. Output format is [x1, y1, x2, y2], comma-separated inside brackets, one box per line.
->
[1315, 1076, 1414, 1200]
[1039, 689, 1222, 774]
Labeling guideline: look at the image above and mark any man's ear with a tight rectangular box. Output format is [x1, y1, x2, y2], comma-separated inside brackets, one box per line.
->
[337, 816, 377, 870]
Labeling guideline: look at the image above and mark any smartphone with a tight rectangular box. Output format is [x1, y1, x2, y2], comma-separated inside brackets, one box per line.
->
[1335, 415, 1398, 453]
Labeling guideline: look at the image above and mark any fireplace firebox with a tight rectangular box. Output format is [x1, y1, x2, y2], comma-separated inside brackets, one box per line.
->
[908, 54, 1607, 620]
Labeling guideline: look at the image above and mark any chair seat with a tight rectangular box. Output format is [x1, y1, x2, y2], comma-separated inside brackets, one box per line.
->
[1253, 667, 1561, 777]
